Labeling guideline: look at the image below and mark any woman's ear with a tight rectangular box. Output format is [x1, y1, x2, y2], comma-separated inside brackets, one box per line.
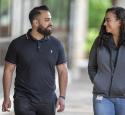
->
[119, 21, 124, 30]
[119, 20, 122, 26]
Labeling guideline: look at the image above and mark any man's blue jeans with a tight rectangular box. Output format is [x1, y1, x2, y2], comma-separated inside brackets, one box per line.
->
[93, 95, 125, 115]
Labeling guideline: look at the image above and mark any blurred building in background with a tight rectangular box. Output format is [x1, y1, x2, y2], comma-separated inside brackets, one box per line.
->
[0, 0, 125, 78]
[0, 0, 41, 64]
[0, 0, 88, 79]
[112, 0, 125, 6]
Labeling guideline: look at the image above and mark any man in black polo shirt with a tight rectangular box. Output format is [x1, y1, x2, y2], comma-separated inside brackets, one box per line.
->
[2, 5, 68, 115]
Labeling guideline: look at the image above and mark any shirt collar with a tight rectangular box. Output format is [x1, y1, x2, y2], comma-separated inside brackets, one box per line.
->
[26, 29, 50, 42]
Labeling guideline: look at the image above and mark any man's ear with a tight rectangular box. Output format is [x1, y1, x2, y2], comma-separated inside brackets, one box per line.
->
[33, 19, 38, 27]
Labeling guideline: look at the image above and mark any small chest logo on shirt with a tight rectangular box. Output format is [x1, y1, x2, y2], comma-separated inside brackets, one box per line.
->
[50, 49, 53, 54]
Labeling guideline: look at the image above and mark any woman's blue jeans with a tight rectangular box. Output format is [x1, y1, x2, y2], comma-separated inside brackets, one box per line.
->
[93, 95, 125, 115]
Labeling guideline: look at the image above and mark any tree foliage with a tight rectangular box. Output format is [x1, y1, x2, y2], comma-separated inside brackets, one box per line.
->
[85, 0, 111, 56]
[89, 0, 111, 28]
[42, 0, 70, 26]
[0, 0, 10, 15]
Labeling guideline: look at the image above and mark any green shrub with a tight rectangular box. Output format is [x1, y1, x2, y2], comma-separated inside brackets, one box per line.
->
[84, 28, 98, 56]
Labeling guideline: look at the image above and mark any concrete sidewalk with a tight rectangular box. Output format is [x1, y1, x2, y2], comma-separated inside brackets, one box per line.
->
[0, 66, 93, 115]
[56, 68, 93, 115]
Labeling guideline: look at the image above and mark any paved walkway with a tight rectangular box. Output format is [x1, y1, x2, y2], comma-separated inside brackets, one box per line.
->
[56, 68, 93, 115]
[0, 66, 93, 115]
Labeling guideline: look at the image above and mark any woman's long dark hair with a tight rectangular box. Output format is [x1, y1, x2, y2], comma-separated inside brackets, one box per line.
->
[97, 7, 125, 47]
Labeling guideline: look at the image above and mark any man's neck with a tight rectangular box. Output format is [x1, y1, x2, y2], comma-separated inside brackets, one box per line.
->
[31, 29, 44, 40]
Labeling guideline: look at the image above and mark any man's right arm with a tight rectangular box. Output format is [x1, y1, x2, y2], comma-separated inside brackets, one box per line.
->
[2, 61, 16, 112]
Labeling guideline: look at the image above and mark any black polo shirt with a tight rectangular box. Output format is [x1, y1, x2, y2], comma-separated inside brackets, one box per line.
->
[5, 29, 66, 103]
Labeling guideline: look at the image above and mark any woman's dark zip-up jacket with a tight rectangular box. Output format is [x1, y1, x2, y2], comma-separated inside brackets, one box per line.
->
[88, 38, 125, 97]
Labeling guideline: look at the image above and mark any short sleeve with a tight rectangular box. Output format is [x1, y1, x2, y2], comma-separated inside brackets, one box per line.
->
[5, 40, 17, 64]
[56, 43, 67, 65]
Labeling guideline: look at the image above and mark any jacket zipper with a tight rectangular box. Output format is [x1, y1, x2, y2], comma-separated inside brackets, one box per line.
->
[108, 48, 114, 96]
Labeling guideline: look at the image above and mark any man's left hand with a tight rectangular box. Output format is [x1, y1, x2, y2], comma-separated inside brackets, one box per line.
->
[56, 97, 65, 112]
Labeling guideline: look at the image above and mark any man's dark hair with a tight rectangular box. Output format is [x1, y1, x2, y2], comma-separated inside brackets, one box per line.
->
[29, 5, 50, 24]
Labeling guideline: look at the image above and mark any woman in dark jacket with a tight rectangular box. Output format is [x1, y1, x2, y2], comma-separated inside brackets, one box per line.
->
[88, 7, 125, 115]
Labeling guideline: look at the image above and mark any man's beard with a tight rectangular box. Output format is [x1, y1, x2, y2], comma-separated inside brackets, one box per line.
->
[37, 25, 52, 37]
